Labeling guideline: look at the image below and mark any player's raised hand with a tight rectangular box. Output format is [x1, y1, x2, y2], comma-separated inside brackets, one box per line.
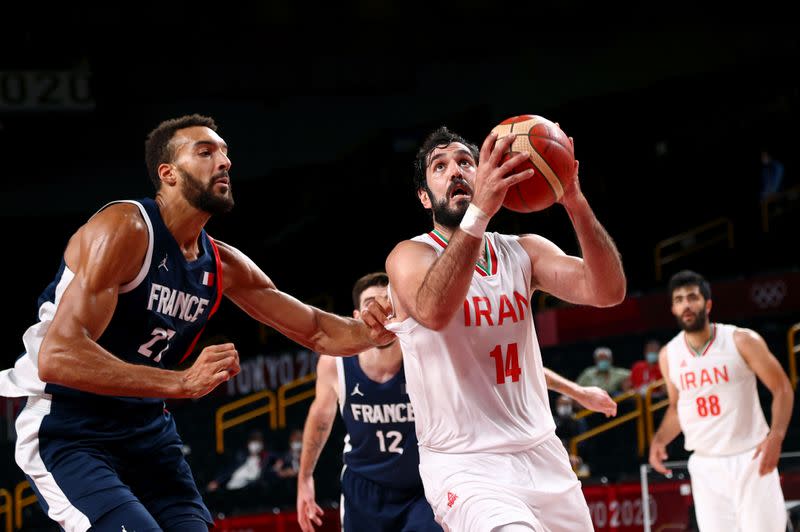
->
[297, 476, 324, 531]
[648, 438, 672, 476]
[178, 343, 239, 398]
[472, 132, 534, 218]
[575, 386, 617, 417]
[360, 298, 396, 347]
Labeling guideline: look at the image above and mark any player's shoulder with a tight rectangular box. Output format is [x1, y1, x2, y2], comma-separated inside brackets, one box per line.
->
[73, 202, 149, 253]
[387, 237, 437, 261]
[732, 326, 764, 348]
[86, 202, 148, 234]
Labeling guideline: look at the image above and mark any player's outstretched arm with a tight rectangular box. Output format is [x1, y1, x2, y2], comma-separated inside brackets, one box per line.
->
[297, 356, 339, 532]
[544, 368, 617, 417]
[217, 241, 393, 355]
[519, 162, 625, 308]
[38, 204, 239, 398]
[736, 328, 794, 475]
[649, 347, 681, 475]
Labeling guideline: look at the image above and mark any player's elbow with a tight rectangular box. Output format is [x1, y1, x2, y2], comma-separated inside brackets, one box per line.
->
[593, 281, 626, 308]
[37, 345, 60, 383]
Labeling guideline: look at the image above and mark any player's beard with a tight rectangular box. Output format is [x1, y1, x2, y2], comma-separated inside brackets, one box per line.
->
[180, 168, 235, 215]
[677, 308, 708, 333]
[428, 187, 470, 229]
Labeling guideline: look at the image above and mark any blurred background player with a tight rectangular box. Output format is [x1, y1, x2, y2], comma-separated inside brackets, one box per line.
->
[649, 270, 793, 532]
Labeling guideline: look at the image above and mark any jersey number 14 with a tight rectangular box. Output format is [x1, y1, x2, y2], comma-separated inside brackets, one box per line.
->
[489, 343, 522, 385]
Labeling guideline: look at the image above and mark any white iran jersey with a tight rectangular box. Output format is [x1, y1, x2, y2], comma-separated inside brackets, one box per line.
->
[666, 323, 769, 456]
[386, 231, 554, 454]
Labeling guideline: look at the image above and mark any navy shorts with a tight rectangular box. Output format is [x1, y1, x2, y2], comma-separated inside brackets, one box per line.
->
[340, 467, 441, 532]
[16, 395, 212, 531]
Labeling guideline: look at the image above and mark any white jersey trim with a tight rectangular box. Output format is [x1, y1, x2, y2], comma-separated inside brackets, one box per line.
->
[335, 357, 346, 415]
[15, 396, 92, 532]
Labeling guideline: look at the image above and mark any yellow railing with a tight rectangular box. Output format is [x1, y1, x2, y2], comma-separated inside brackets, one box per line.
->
[654, 217, 734, 281]
[644, 379, 670, 444]
[13, 481, 36, 531]
[0, 488, 10, 532]
[788, 323, 800, 390]
[277, 372, 317, 429]
[761, 184, 800, 233]
[214, 372, 318, 453]
[215, 390, 277, 454]
[569, 389, 645, 458]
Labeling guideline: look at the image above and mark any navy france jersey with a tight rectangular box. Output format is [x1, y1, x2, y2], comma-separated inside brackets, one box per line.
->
[336, 356, 421, 491]
[0, 198, 223, 411]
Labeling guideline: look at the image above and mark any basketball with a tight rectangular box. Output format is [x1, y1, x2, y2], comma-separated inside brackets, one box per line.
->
[491, 115, 576, 213]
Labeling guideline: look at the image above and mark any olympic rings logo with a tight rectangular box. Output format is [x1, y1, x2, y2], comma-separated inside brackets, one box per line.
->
[750, 281, 787, 309]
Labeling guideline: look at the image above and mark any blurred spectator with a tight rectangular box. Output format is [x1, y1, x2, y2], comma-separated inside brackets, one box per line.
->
[274, 428, 303, 480]
[553, 395, 589, 444]
[760, 149, 784, 200]
[630, 339, 665, 398]
[576, 347, 631, 396]
[553, 395, 591, 478]
[206, 430, 275, 493]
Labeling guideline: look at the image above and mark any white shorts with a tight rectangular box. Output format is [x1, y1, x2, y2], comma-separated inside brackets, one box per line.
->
[688, 449, 786, 532]
[418, 433, 592, 532]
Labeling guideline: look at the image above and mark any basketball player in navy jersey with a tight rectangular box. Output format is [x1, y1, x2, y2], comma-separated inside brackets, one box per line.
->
[297, 272, 617, 532]
[368, 128, 625, 531]
[0, 114, 392, 532]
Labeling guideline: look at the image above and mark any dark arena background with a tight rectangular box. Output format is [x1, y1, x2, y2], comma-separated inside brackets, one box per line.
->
[2, 3, 799, 531]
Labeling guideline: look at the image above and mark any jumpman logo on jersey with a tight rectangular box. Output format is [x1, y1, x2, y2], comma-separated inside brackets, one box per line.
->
[158, 254, 169, 271]
[351, 383, 364, 397]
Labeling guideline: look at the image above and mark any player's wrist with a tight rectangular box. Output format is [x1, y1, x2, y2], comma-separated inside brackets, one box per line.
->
[459, 203, 489, 239]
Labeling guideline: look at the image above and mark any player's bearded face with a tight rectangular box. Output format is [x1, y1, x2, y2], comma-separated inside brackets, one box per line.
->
[677, 306, 708, 333]
[180, 167, 234, 215]
[427, 181, 471, 229]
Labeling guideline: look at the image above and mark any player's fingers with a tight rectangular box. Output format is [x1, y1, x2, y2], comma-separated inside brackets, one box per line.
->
[503, 168, 535, 189]
[200, 347, 239, 362]
[497, 151, 530, 176]
[204, 342, 236, 353]
[479, 131, 498, 163]
[488, 134, 517, 167]
[752, 446, 762, 460]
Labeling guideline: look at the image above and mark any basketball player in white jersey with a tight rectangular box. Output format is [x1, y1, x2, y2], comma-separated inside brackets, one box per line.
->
[374, 127, 626, 531]
[649, 270, 793, 532]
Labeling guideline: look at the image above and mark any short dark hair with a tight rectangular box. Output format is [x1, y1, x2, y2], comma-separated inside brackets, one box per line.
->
[144, 114, 218, 190]
[413, 127, 479, 194]
[352, 272, 389, 309]
[668, 270, 712, 300]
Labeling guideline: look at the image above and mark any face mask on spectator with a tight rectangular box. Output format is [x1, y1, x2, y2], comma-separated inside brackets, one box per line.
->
[596, 359, 611, 371]
[291, 441, 302, 452]
[248, 441, 263, 454]
[557, 405, 572, 417]
[646, 351, 659, 364]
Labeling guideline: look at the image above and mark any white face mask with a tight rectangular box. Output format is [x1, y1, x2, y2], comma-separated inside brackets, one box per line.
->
[556, 405, 573, 417]
[291, 441, 302, 452]
[248, 441, 263, 454]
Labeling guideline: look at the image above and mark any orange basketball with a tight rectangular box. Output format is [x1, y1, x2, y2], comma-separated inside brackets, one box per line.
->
[491, 115, 576, 213]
